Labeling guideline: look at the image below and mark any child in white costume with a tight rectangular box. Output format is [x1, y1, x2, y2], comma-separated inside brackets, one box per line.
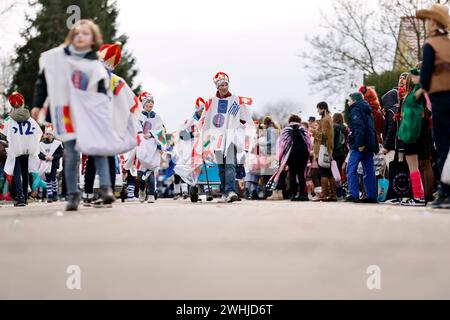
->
[38, 125, 63, 203]
[135, 92, 166, 203]
[32, 20, 119, 211]
[200, 72, 255, 203]
[1, 92, 44, 207]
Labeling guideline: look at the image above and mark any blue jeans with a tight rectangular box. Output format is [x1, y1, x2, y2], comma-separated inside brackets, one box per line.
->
[346, 149, 377, 200]
[63, 140, 111, 195]
[216, 144, 237, 195]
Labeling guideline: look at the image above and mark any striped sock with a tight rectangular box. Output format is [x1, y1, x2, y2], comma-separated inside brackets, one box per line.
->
[52, 180, 58, 198]
[174, 183, 181, 195]
[127, 184, 135, 199]
[46, 181, 53, 199]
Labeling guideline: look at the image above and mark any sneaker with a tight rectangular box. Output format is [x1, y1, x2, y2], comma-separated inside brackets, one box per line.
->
[147, 195, 155, 203]
[125, 197, 139, 202]
[182, 192, 189, 200]
[430, 195, 450, 209]
[345, 196, 360, 203]
[218, 195, 228, 203]
[66, 193, 81, 211]
[226, 191, 239, 203]
[92, 187, 115, 208]
[14, 201, 26, 207]
[173, 194, 181, 200]
[401, 198, 426, 207]
[139, 190, 146, 203]
[386, 198, 402, 205]
[83, 193, 94, 207]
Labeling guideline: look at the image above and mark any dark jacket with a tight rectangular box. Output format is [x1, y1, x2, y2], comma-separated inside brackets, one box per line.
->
[333, 123, 347, 159]
[381, 88, 400, 151]
[38, 139, 64, 171]
[33, 46, 107, 111]
[348, 99, 379, 153]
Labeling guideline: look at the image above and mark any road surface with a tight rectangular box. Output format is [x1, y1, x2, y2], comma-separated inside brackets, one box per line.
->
[1, 198, 449, 299]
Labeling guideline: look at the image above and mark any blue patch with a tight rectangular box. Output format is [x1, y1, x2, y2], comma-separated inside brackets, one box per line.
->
[213, 114, 225, 128]
[228, 101, 240, 117]
[217, 100, 228, 114]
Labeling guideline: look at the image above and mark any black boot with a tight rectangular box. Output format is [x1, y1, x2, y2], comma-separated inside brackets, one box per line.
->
[92, 187, 115, 208]
[66, 193, 81, 211]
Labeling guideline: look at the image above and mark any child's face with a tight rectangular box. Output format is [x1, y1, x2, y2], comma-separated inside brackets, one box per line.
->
[72, 24, 94, 51]
[144, 101, 154, 112]
[44, 133, 53, 140]
[144, 101, 155, 112]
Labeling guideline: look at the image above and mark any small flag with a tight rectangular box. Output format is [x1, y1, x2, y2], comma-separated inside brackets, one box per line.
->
[228, 101, 240, 117]
[239, 96, 253, 106]
[156, 129, 167, 146]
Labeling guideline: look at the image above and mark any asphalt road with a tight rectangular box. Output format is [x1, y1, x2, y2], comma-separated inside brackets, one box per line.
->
[1, 198, 449, 299]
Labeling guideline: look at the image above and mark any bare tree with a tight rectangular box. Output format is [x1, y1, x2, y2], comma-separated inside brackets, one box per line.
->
[254, 100, 302, 127]
[0, 57, 14, 116]
[302, 0, 449, 96]
[0, 0, 19, 17]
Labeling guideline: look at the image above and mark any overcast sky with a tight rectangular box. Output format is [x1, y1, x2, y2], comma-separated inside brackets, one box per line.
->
[1, 0, 338, 131]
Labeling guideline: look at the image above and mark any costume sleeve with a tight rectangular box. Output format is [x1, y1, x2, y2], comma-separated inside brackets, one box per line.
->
[420, 44, 435, 92]
[32, 70, 48, 109]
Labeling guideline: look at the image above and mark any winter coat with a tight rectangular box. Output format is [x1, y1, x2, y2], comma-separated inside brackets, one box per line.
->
[381, 88, 400, 151]
[398, 84, 425, 144]
[348, 99, 379, 153]
[333, 123, 347, 159]
[363, 87, 384, 144]
[312, 113, 334, 158]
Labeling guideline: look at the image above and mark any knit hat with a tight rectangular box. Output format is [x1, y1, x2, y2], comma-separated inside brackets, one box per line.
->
[139, 91, 154, 106]
[8, 92, 24, 108]
[213, 72, 230, 88]
[349, 92, 364, 102]
[99, 42, 122, 70]
[44, 124, 55, 136]
[410, 67, 420, 76]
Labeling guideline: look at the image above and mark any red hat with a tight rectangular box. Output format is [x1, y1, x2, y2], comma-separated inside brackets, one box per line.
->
[195, 97, 205, 108]
[359, 85, 368, 95]
[213, 72, 230, 88]
[139, 91, 154, 105]
[99, 42, 122, 70]
[8, 92, 24, 108]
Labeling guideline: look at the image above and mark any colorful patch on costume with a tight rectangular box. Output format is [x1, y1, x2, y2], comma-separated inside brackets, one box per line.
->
[239, 96, 253, 106]
[143, 120, 152, 134]
[156, 129, 167, 146]
[213, 114, 225, 128]
[71, 70, 89, 91]
[130, 96, 139, 113]
[55, 105, 74, 135]
[217, 100, 228, 114]
[12, 121, 35, 136]
[228, 101, 240, 117]
[111, 75, 125, 96]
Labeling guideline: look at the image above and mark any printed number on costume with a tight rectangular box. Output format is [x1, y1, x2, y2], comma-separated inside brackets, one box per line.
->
[218, 100, 228, 114]
[12, 121, 35, 136]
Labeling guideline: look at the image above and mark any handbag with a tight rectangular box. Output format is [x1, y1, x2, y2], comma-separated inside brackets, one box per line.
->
[318, 144, 331, 168]
[330, 160, 341, 186]
[386, 151, 412, 200]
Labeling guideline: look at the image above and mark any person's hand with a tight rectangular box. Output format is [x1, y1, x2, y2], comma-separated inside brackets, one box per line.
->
[31, 107, 40, 121]
[144, 133, 151, 139]
[358, 146, 365, 152]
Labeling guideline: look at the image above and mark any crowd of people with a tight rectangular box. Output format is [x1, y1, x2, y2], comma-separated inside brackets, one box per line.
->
[0, 4, 449, 211]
